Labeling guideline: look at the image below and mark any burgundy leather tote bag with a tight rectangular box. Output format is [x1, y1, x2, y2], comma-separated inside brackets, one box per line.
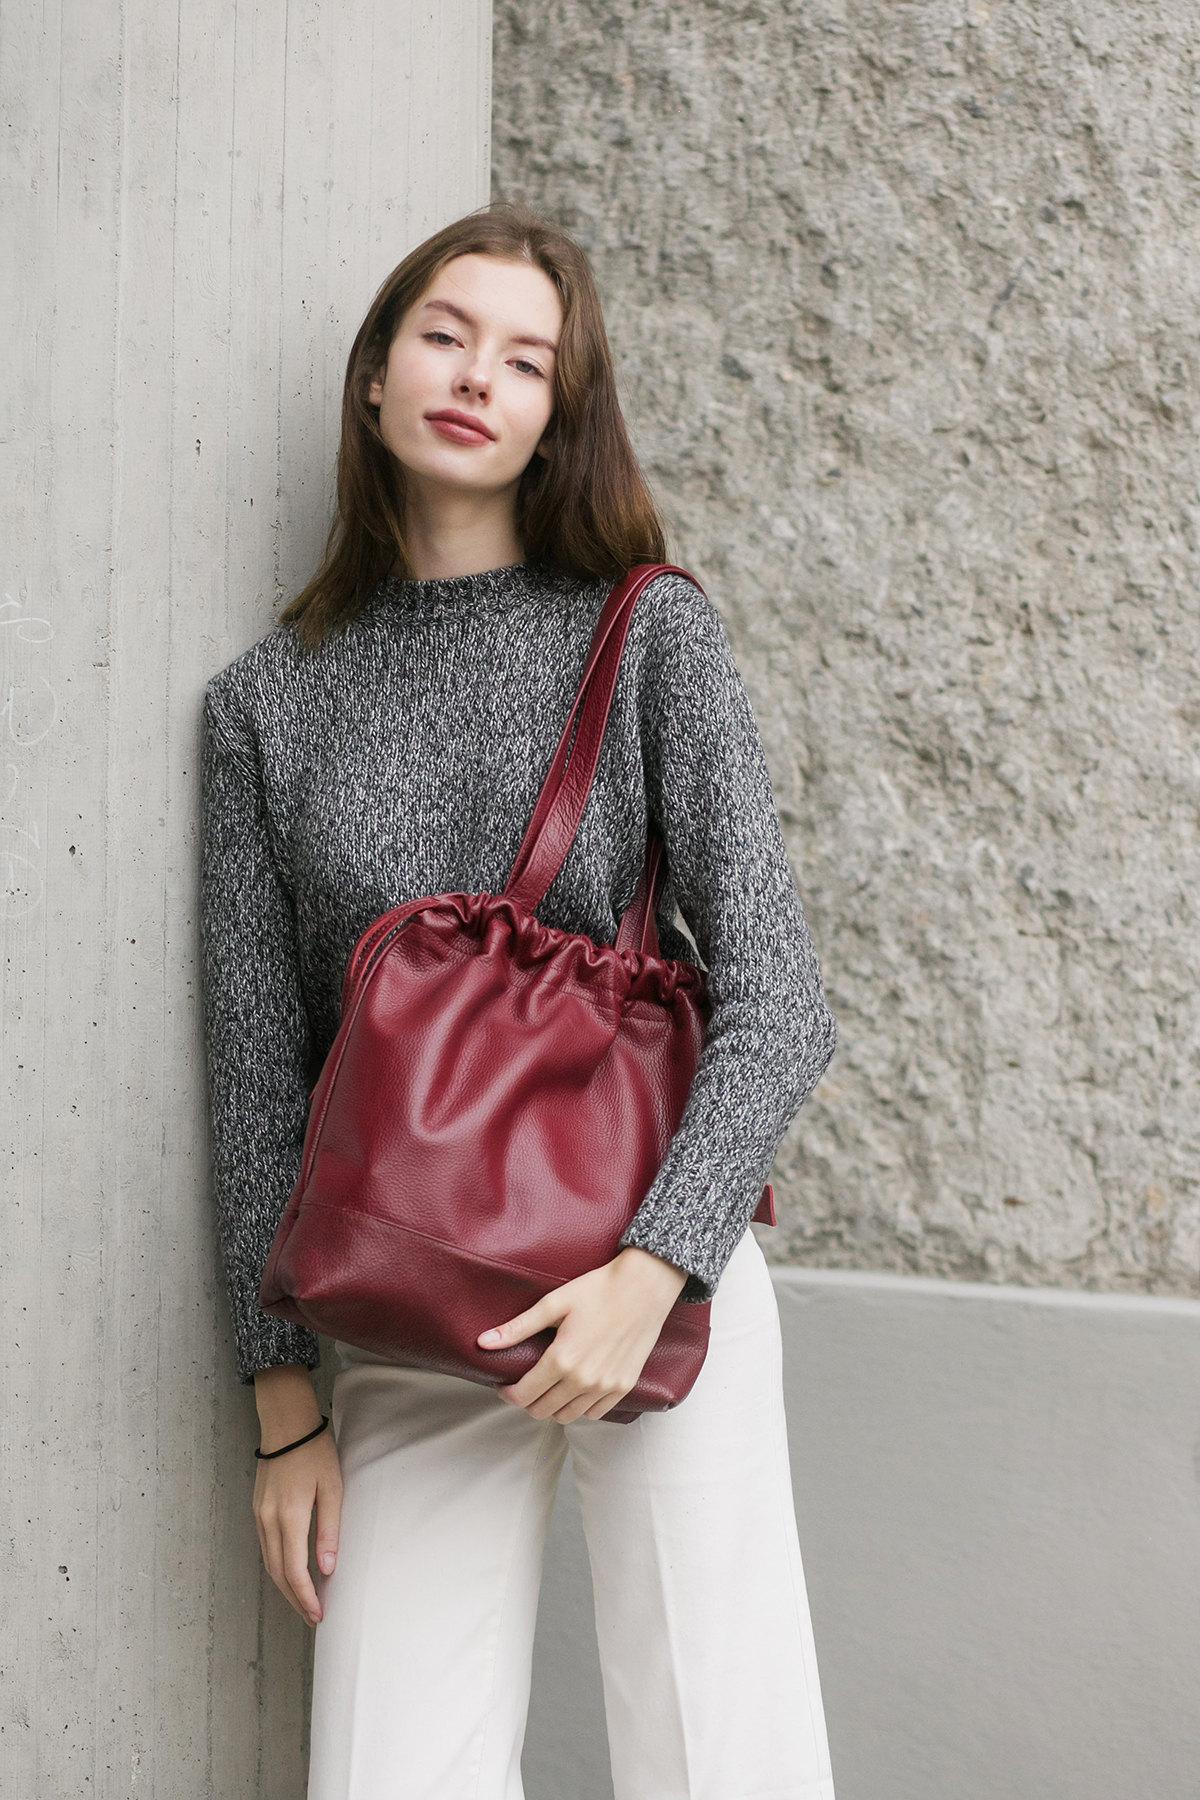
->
[258, 563, 774, 1423]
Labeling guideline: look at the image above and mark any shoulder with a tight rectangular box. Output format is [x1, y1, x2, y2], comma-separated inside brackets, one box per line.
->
[553, 564, 721, 642]
[203, 626, 298, 758]
[630, 566, 727, 652]
[624, 566, 742, 702]
[203, 606, 359, 747]
[621, 567, 766, 769]
[205, 624, 289, 707]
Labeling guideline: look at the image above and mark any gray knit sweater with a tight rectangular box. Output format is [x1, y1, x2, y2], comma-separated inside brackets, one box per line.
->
[199, 560, 836, 1385]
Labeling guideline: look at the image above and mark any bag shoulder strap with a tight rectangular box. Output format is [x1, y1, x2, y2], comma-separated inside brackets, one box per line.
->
[504, 561, 776, 1227]
[502, 563, 704, 929]
[613, 828, 669, 957]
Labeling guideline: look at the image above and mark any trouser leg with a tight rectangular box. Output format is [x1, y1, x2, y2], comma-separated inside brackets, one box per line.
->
[306, 1352, 568, 1800]
[566, 1229, 836, 1800]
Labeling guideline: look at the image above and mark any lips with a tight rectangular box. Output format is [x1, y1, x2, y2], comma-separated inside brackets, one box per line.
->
[425, 410, 495, 444]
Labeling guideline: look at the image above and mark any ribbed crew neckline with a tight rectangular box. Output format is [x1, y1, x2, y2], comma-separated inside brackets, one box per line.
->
[373, 558, 578, 621]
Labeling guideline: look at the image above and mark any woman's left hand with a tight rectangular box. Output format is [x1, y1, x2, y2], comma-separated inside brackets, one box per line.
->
[476, 1246, 689, 1422]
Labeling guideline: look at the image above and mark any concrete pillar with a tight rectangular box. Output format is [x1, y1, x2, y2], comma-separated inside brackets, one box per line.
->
[1, 4, 490, 1791]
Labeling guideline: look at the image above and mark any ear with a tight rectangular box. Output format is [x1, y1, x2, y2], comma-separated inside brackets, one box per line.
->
[533, 434, 552, 460]
[367, 364, 386, 408]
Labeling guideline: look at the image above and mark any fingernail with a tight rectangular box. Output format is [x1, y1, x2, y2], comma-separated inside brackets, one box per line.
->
[479, 1329, 502, 1345]
[319, 1553, 335, 1573]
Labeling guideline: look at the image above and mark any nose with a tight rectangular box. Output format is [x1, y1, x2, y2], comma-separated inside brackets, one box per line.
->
[455, 352, 490, 402]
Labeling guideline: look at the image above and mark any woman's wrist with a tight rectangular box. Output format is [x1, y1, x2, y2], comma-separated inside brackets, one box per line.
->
[253, 1362, 324, 1450]
[612, 1244, 689, 1304]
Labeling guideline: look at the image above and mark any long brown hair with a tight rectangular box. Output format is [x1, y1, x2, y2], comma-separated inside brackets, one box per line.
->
[280, 202, 668, 649]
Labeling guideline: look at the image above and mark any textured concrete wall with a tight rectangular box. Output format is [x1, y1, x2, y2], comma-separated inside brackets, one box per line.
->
[492, 0, 1200, 1295]
[1, 4, 490, 1790]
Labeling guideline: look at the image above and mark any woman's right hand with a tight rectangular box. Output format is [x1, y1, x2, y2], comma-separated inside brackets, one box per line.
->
[252, 1364, 343, 1627]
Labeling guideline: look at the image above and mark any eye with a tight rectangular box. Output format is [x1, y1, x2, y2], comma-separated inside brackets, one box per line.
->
[512, 357, 545, 378]
[423, 330, 460, 347]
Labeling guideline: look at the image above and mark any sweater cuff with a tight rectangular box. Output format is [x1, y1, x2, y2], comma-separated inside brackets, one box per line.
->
[617, 1214, 726, 1304]
[234, 1314, 321, 1387]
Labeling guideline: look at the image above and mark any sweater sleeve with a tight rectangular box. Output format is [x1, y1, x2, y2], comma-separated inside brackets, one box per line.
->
[199, 678, 322, 1385]
[616, 575, 837, 1299]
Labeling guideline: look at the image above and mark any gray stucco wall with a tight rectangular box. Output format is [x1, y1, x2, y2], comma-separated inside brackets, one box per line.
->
[492, 2, 1200, 1295]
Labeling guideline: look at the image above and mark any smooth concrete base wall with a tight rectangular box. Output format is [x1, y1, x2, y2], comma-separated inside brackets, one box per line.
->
[523, 1263, 1200, 1800]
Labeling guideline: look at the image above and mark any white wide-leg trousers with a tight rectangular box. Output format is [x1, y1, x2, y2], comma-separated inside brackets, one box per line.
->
[306, 1228, 836, 1800]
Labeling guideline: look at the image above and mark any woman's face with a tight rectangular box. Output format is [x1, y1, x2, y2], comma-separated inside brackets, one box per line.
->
[369, 253, 562, 496]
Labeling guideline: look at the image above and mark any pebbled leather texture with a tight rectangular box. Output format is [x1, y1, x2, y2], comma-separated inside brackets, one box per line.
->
[258, 565, 775, 1423]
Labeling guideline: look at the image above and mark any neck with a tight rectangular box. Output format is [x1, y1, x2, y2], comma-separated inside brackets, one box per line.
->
[401, 478, 525, 580]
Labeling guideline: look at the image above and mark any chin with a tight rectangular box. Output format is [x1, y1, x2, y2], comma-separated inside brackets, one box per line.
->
[397, 448, 522, 493]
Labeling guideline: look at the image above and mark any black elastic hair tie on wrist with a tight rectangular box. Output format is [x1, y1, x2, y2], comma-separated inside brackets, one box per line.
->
[255, 1415, 331, 1460]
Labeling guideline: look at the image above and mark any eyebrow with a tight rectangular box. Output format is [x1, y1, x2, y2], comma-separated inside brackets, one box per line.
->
[417, 297, 558, 355]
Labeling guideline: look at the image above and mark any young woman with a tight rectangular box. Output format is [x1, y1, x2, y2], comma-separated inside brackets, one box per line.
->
[200, 202, 838, 1799]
